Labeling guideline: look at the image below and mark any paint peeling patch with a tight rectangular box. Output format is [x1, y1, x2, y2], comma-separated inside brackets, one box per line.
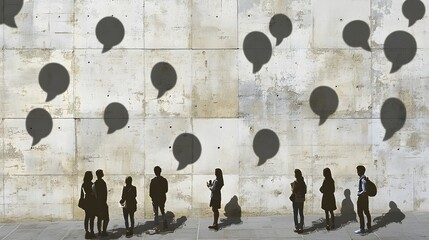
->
[5, 143, 23, 159]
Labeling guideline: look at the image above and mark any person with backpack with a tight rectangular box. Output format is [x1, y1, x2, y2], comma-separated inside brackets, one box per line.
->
[355, 165, 371, 234]
[150, 166, 169, 230]
[320, 168, 336, 230]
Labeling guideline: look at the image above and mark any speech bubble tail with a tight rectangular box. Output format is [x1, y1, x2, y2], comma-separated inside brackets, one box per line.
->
[102, 45, 112, 53]
[390, 63, 401, 73]
[383, 130, 395, 141]
[362, 42, 371, 52]
[45, 93, 56, 102]
[257, 158, 267, 166]
[252, 64, 262, 74]
[408, 19, 417, 27]
[157, 90, 166, 99]
[32, 138, 41, 146]
[177, 163, 187, 171]
[319, 117, 328, 126]
[5, 18, 18, 28]
[107, 128, 116, 134]
[276, 38, 283, 46]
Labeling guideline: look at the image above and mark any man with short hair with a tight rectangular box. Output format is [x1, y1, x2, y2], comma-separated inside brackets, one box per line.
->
[150, 166, 168, 230]
[355, 165, 371, 234]
[94, 169, 109, 236]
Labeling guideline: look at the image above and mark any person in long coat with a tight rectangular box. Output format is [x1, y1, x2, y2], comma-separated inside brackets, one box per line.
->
[320, 168, 337, 230]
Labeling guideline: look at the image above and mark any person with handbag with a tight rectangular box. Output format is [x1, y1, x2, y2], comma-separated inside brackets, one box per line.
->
[80, 171, 96, 239]
[320, 168, 337, 230]
[290, 169, 307, 233]
[119, 176, 137, 237]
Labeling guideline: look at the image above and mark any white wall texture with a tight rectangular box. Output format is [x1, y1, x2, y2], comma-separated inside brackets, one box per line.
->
[0, 0, 429, 221]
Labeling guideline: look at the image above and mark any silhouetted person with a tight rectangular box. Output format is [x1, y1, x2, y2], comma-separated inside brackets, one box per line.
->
[150, 166, 168, 230]
[340, 189, 357, 223]
[355, 165, 371, 234]
[373, 201, 405, 231]
[81, 171, 96, 239]
[207, 168, 224, 230]
[120, 176, 137, 237]
[291, 169, 307, 233]
[94, 169, 109, 236]
[320, 168, 336, 230]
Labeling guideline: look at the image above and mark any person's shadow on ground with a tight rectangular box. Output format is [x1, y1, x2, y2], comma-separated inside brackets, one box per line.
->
[218, 195, 243, 230]
[371, 201, 405, 232]
[303, 189, 357, 234]
[104, 211, 187, 239]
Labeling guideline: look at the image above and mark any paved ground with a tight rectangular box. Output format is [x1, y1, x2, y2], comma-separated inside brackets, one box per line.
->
[0, 212, 428, 239]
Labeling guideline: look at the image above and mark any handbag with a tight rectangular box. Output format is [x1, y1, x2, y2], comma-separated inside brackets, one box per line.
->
[78, 187, 86, 210]
[289, 193, 295, 202]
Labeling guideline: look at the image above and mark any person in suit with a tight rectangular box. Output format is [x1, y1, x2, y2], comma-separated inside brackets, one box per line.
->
[94, 169, 109, 236]
[120, 176, 137, 237]
[81, 171, 96, 239]
[320, 168, 337, 230]
[291, 169, 307, 233]
[207, 168, 224, 230]
[149, 166, 169, 230]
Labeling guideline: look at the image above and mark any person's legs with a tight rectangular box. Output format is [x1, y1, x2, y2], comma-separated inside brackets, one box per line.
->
[89, 215, 95, 235]
[160, 202, 167, 228]
[130, 212, 135, 230]
[325, 210, 330, 230]
[356, 197, 365, 233]
[153, 202, 159, 226]
[292, 202, 299, 230]
[97, 218, 102, 234]
[123, 208, 129, 229]
[298, 202, 304, 230]
[213, 207, 219, 225]
[330, 210, 335, 228]
[363, 197, 371, 230]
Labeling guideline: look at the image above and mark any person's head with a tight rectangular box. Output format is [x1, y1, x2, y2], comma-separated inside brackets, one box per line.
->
[356, 165, 366, 176]
[83, 171, 93, 183]
[154, 166, 161, 177]
[344, 189, 351, 198]
[215, 168, 224, 186]
[294, 169, 303, 182]
[96, 169, 104, 179]
[125, 176, 132, 186]
[323, 168, 332, 179]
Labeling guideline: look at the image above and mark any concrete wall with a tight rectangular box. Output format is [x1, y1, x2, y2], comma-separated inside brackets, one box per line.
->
[0, 0, 429, 221]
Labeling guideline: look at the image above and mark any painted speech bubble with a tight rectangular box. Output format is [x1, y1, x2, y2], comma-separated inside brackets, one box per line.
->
[343, 20, 371, 51]
[96, 16, 125, 53]
[402, 0, 425, 27]
[151, 62, 177, 99]
[309, 86, 339, 125]
[0, 0, 24, 28]
[39, 63, 70, 102]
[384, 31, 417, 74]
[380, 98, 406, 141]
[173, 133, 202, 171]
[243, 31, 272, 74]
[269, 14, 292, 46]
[103, 102, 129, 134]
[26, 108, 53, 146]
[253, 129, 280, 166]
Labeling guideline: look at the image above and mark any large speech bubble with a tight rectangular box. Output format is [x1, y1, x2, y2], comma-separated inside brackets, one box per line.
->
[384, 31, 417, 74]
[380, 98, 406, 141]
[269, 14, 292, 46]
[103, 102, 129, 134]
[342, 20, 371, 51]
[309, 86, 339, 125]
[252, 129, 280, 166]
[0, 0, 24, 28]
[402, 0, 425, 27]
[173, 133, 202, 171]
[151, 62, 177, 98]
[243, 31, 272, 74]
[26, 108, 53, 146]
[38, 63, 70, 102]
[96, 16, 125, 53]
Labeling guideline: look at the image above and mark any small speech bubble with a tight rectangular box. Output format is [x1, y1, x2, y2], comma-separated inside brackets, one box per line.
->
[402, 0, 425, 27]
[342, 20, 371, 51]
[0, 0, 24, 28]
[252, 129, 280, 166]
[103, 102, 129, 134]
[269, 14, 293, 46]
[243, 31, 272, 74]
[151, 62, 177, 98]
[172, 133, 202, 170]
[384, 31, 417, 73]
[38, 63, 70, 102]
[96, 16, 125, 53]
[309, 86, 339, 125]
[25, 108, 53, 146]
[380, 98, 406, 141]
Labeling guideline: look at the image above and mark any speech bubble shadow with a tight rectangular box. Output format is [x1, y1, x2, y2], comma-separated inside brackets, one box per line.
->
[342, 20, 371, 51]
[384, 31, 417, 73]
[252, 129, 280, 166]
[269, 14, 292, 46]
[39, 63, 70, 102]
[310, 86, 339, 125]
[96, 16, 125, 53]
[25, 108, 53, 146]
[103, 102, 129, 134]
[243, 31, 272, 74]
[0, 0, 24, 28]
[151, 62, 177, 99]
[380, 98, 406, 141]
[402, 0, 425, 27]
[173, 133, 202, 170]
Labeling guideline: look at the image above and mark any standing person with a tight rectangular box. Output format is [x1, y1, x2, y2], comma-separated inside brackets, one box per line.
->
[207, 168, 224, 230]
[149, 166, 169, 230]
[355, 165, 371, 234]
[120, 176, 137, 237]
[94, 169, 109, 236]
[320, 168, 337, 230]
[81, 171, 96, 239]
[291, 169, 307, 233]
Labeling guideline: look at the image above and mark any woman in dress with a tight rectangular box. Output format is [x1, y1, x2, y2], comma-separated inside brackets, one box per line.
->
[291, 169, 307, 233]
[207, 168, 224, 230]
[320, 167, 336, 230]
[120, 176, 137, 237]
[81, 171, 96, 239]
